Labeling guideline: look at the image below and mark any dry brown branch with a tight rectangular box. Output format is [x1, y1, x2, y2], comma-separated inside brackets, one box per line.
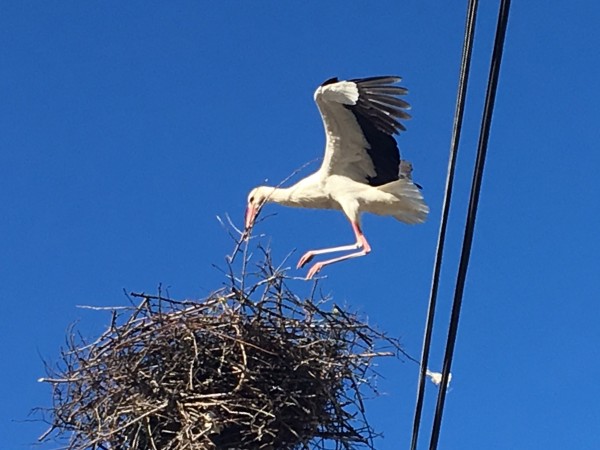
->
[37, 233, 406, 450]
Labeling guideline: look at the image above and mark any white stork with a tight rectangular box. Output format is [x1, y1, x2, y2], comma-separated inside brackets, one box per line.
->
[244, 76, 428, 279]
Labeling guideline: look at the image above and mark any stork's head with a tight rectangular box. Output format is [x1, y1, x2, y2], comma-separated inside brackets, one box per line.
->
[244, 186, 275, 232]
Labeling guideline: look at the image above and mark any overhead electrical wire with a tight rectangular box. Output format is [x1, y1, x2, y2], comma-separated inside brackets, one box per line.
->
[409, 1, 479, 449]
[428, 1, 512, 449]
[409, 0, 512, 448]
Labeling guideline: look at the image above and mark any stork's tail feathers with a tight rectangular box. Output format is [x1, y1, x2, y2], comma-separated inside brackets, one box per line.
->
[376, 161, 429, 224]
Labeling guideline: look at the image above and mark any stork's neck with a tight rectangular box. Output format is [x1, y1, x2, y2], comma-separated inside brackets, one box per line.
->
[257, 174, 327, 208]
[262, 186, 297, 206]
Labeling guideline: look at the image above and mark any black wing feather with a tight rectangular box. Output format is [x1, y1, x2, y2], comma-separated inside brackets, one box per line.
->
[320, 77, 339, 87]
[344, 76, 412, 186]
[348, 76, 411, 135]
[352, 113, 401, 186]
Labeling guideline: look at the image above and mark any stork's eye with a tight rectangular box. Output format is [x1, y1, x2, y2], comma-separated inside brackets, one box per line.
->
[249, 196, 255, 203]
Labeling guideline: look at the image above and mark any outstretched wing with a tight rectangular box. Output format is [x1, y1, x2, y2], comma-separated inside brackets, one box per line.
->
[314, 76, 411, 186]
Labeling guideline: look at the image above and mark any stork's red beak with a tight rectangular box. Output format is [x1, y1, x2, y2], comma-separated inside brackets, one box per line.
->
[244, 203, 258, 232]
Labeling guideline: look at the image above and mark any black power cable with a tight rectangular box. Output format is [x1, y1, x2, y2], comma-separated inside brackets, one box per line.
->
[409, 1, 479, 449]
[428, 1, 512, 449]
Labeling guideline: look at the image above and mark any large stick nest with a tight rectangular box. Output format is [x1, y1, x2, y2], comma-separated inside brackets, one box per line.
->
[38, 246, 405, 450]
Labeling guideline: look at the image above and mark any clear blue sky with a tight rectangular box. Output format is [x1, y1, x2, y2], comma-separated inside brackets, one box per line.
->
[2, 2, 599, 449]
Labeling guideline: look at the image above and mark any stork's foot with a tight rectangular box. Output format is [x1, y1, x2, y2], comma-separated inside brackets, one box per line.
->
[306, 262, 325, 280]
[297, 251, 315, 269]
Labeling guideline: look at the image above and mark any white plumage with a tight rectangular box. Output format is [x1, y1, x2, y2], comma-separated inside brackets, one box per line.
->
[245, 76, 428, 279]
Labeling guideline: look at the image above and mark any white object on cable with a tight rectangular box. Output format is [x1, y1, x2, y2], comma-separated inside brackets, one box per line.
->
[426, 369, 452, 389]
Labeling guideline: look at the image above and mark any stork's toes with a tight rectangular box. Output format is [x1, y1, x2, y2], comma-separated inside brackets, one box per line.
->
[306, 262, 324, 280]
[297, 252, 315, 269]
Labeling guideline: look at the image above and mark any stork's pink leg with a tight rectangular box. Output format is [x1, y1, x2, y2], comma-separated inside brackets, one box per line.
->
[297, 221, 369, 269]
[299, 221, 371, 279]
